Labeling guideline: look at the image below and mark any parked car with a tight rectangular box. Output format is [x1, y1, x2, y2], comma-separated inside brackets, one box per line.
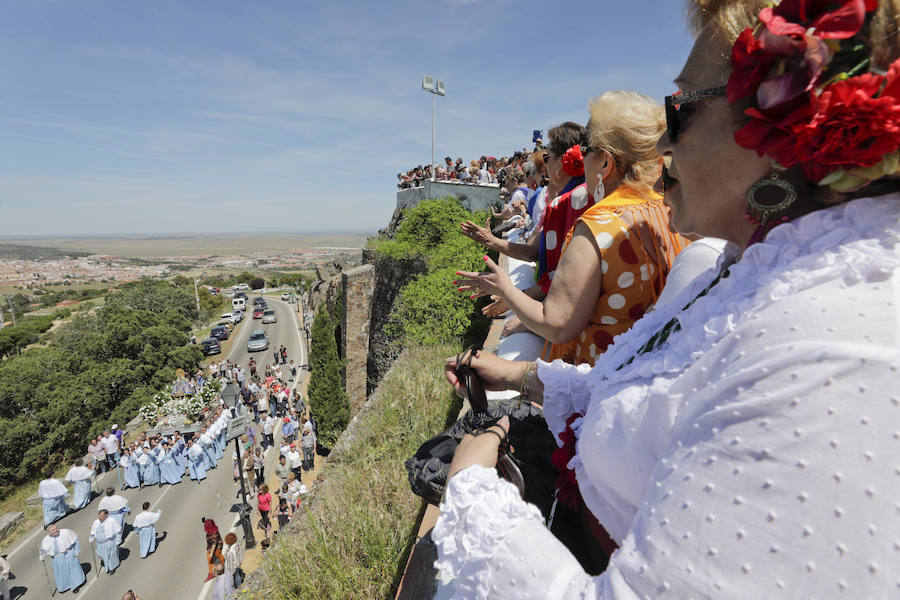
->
[247, 329, 269, 352]
[232, 297, 247, 311]
[216, 320, 234, 331]
[210, 325, 230, 341]
[200, 338, 221, 355]
[252, 307, 264, 319]
[262, 310, 277, 324]
[281, 292, 292, 301]
[231, 310, 243, 323]
[220, 312, 237, 324]
[234, 291, 248, 300]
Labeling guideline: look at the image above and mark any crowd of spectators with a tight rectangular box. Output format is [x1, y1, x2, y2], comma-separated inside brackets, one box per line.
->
[396, 147, 541, 189]
[421, 0, 900, 597]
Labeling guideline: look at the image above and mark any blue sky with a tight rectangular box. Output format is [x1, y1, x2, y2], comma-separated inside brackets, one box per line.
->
[0, 0, 696, 236]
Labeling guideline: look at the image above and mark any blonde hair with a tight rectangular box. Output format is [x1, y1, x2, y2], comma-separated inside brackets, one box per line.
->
[587, 90, 665, 199]
[686, 0, 900, 68]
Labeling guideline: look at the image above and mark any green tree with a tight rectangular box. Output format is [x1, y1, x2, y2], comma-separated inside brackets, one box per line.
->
[307, 302, 349, 447]
[249, 277, 265, 290]
[0, 281, 206, 498]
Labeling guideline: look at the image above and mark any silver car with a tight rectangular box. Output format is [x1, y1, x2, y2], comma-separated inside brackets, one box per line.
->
[262, 310, 277, 324]
[247, 329, 269, 352]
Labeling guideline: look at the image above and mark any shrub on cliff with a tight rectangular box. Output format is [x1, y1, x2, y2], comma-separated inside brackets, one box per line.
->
[373, 198, 491, 346]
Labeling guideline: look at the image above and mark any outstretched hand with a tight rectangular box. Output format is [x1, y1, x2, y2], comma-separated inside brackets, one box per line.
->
[459, 218, 495, 248]
[454, 255, 512, 300]
[481, 295, 510, 317]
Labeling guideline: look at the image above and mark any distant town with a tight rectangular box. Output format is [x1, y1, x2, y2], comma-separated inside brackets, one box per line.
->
[0, 247, 363, 288]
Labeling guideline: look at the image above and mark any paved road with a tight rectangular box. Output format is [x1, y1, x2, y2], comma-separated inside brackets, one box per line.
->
[4, 296, 306, 600]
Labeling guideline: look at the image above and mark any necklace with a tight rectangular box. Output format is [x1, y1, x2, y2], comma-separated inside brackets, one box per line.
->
[616, 263, 733, 371]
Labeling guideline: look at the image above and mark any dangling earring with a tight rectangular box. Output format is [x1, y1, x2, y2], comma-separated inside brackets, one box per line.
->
[593, 177, 605, 199]
[745, 162, 797, 227]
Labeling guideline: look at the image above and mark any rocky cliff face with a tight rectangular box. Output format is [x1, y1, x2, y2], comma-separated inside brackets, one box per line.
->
[364, 249, 427, 395]
[308, 256, 362, 317]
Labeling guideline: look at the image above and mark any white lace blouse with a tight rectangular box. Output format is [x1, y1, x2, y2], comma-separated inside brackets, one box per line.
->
[433, 195, 900, 599]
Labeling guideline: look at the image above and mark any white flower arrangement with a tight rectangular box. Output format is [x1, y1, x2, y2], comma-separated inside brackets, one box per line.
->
[137, 378, 223, 426]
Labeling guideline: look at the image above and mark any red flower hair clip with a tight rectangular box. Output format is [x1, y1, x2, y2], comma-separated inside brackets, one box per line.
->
[729, 0, 900, 191]
[561, 145, 585, 177]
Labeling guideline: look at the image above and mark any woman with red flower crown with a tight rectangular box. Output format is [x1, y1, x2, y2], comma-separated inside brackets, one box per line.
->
[435, 0, 900, 598]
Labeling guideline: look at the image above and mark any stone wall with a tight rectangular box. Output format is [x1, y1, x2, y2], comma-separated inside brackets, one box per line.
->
[397, 180, 502, 213]
[364, 250, 428, 396]
[341, 264, 375, 414]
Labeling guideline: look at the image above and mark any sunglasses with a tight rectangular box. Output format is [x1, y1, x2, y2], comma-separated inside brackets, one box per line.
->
[664, 86, 727, 143]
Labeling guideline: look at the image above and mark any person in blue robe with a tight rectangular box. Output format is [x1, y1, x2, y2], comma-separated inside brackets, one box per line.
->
[89, 510, 122, 573]
[138, 450, 160, 486]
[173, 435, 188, 470]
[187, 440, 207, 482]
[38, 476, 70, 527]
[40, 525, 86, 592]
[119, 449, 141, 489]
[64, 460, 94, 511]
[132, 502, 163, 558]
[158, 444, 182, 485]
[199, 429, 217, 469]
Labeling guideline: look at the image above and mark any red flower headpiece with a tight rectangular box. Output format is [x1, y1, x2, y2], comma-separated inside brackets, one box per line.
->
[561, 145, 585, 177]
[729, 0, 900, 191]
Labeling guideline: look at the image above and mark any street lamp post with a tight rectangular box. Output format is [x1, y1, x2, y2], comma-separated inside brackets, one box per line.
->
[422, 75, 446, 181]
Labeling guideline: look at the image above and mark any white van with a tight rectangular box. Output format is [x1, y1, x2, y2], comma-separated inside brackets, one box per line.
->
[232, 297, 247, 311]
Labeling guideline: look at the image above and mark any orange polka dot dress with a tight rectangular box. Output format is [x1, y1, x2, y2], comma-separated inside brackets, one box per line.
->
[548, 186, 688, 366]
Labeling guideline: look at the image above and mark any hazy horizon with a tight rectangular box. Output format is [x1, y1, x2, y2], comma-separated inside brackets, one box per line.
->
[0, 229, 377, 240]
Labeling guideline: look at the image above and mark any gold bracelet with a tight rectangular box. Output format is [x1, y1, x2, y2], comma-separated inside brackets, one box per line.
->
[518, 362, 536, 401]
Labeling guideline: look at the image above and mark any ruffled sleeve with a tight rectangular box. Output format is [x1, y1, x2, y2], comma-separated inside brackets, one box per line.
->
[537, 359, 592, 442]
[433, 465, 599, 599]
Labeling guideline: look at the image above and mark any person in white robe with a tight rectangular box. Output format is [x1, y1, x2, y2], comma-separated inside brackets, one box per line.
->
[187, 439, 207, 482]
[39, 525, 86, 592]
[64, 459, 94, 510]
[97, 488, 130, 544]
[38, 475, 69, 528]
[132, 502, 162, 558]
[89, 510, 121, 573]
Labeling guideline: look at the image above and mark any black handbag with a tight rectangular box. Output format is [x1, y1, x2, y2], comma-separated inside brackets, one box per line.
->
[405, 347, 558, 515]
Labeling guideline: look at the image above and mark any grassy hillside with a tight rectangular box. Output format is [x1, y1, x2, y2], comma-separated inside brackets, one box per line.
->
[242, 344, 461, 600]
